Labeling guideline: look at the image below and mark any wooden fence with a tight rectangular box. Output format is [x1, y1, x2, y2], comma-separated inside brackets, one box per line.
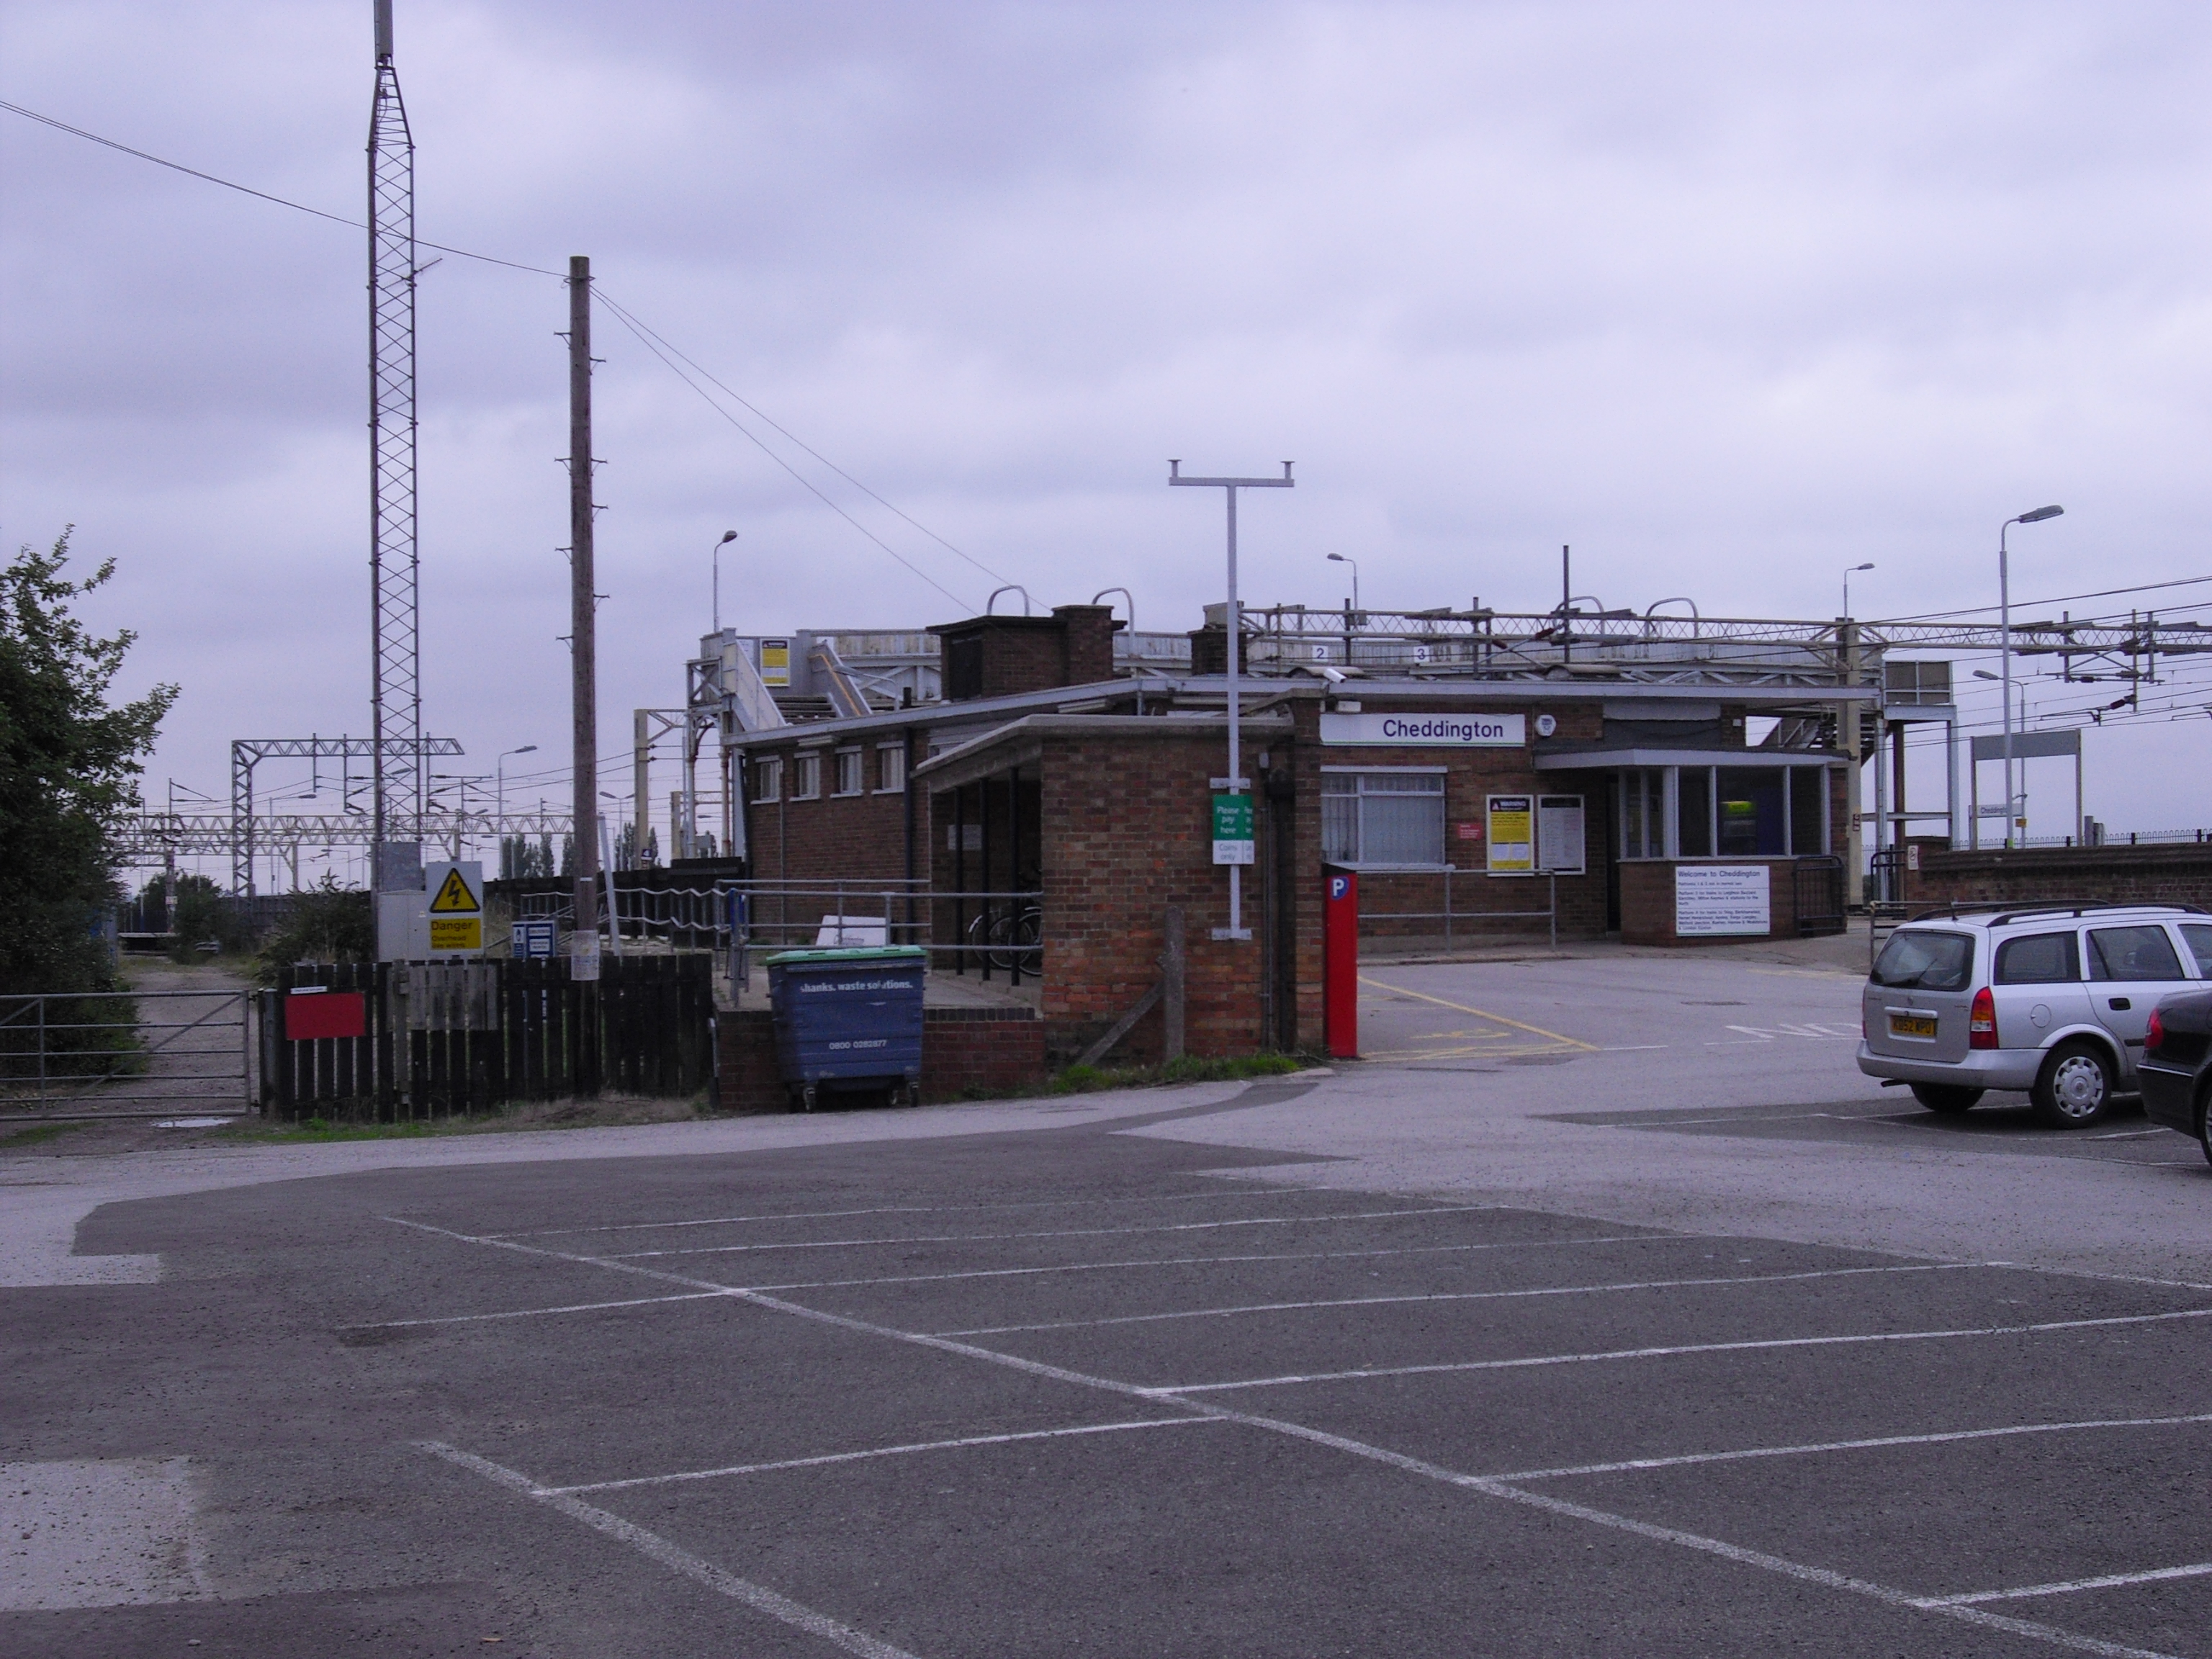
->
[258, 955, 714, 1120]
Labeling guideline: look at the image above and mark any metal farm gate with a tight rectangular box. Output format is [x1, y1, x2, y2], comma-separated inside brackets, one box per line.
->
[259, 956, 714, 1120]
[0, 988, 251, 1120]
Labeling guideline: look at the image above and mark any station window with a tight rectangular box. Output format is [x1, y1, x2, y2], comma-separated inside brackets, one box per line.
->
[1619, 764, 1828, 859]
[752, 756, 782, 804]
[1620, 768, 1666, 859]
[832, 748, 865, 796]
[877, 743, 906, 793]
[1321, 770, 1445, 867]
[793, 752, 822, 801]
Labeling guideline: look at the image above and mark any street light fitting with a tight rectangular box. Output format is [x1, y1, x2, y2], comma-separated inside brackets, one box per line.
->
[1997, 505, 2064, 849]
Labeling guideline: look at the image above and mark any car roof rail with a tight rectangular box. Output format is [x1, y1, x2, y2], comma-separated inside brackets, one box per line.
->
[1892, 900, 2209, 927]
[1981, 901, 2211, 927]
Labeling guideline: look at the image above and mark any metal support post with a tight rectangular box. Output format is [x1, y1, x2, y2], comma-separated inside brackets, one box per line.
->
[567, 254, 600, 942]
[1839, 621, 1863, 907]
[1169, 459, 1295, 943]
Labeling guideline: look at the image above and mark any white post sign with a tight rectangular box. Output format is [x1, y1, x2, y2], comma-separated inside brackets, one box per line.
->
[1675, 864, 1771, 937]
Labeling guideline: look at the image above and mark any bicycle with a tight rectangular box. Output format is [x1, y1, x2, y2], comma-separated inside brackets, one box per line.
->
[966, 898, 1042, 974]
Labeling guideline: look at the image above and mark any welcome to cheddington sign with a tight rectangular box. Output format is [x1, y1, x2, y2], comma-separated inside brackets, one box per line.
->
[1318, 711, 1526, 747]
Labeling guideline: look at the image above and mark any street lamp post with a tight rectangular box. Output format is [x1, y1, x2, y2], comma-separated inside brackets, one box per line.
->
[2000, 505, 2064, 848]
[710, 529, 738, 637]
[1327, 552, 1361, 611]
[1169, 459, 1295, 942]
[497, 745, 538, 820]
[1842, 562, 1874, 619]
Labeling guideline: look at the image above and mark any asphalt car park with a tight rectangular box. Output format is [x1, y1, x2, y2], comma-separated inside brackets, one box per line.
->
[9, 1062, 2212, 1659]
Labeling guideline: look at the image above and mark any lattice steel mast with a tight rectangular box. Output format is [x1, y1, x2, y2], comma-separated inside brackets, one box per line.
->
[367, 0, 422, 854]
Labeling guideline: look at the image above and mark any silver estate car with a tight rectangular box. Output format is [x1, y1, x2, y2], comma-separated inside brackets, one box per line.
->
[1857, 904, 2212, 1127]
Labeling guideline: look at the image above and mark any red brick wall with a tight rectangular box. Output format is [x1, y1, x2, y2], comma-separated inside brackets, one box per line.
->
[744, 737, 926, 945]
[1038, 727, 1276, 1062]
[1299, 698, 1609, 946]
[716, 1005, 1046, 1112]
[1913, 842, 2212, 911]
[930, 606, 1118, 701]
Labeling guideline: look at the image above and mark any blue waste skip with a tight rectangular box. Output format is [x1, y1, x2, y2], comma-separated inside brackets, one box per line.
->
[765, 945, 927, 1111]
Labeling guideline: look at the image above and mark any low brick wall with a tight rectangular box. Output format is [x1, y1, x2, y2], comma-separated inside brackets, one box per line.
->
[1912, 842, 2212, 912]
[716, 1005, 1047, 1113]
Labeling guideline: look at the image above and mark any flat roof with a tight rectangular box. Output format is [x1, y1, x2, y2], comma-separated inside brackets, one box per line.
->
[727, 675, 1871, 751]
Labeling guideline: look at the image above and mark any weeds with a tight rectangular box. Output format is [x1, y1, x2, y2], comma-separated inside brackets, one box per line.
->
[1050, 1052, 1312, 1094]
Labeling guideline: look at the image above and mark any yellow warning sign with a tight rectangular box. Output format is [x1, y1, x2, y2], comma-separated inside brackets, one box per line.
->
[428, 868, 480, 914]
[429, 917, 482, 951]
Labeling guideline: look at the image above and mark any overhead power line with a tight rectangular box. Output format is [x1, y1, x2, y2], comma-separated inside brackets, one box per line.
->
[1, 97, 1001, 609]
[590, 291, 978, 613]
[590, 292, 1012, 591]
[1874, 572, 2212, 626]
[0, 97, 564, 276]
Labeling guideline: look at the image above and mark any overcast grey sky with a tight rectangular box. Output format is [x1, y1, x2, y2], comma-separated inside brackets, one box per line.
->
[4, 1, 2208, 874]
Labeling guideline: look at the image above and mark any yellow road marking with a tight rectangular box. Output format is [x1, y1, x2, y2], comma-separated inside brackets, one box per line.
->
[1356, 976, 1596, 1051]
[1363, 1043, 1570, 1061]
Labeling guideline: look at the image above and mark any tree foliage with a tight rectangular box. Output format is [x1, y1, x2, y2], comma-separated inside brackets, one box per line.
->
[0, 531, 178, 994]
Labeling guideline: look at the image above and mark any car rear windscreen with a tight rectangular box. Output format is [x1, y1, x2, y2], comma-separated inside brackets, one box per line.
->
[1995, 932, 2080, 985]
[1871, 931, 1973, 990]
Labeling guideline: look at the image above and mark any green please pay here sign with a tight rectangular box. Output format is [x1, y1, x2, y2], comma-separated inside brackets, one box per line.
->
[1212, 793, 1255, 866]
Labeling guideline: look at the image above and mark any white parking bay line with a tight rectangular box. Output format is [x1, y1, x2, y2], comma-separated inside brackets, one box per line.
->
[600, 1205, 1496, 1261]
[1487, 1411, 2212, 1485]
[544, 1416, 1221, 1496]
[359, 1228, 1686, 1333]
[493, 1187, 1316, 1240]
[1148, 1306, 2212, 1396]
[756, 1233, 1694, 1292]
[345, 1291, 731, 1333]
[935, 1263, 1977, 1338]
[403, 1220, 2182, 1659]
[1924, 1563, 2212, 1608]
[423, 1442, 923, 1658]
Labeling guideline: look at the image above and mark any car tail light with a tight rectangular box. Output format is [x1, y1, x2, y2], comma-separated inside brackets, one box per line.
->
[2146, 1007, 2166, 1056]
[1969, 987, 1998, 1050]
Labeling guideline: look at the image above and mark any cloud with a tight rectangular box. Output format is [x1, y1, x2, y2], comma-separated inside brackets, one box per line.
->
[3, 0, 2208, 865]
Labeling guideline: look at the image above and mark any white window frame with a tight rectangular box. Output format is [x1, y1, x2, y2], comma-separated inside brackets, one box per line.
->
[752, 755, 782, 804]
[876, 742, 907, 794]
[793, 752, 822, 801]
[832, 747, 865, 798]
[1320, 765, 1448, 869]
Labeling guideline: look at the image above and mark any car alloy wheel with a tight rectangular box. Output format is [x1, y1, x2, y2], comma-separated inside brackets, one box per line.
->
[2032, 1043, 2114, 1128]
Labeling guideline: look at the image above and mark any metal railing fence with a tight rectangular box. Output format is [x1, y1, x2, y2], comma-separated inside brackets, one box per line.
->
[1355, 870, 1560, 951]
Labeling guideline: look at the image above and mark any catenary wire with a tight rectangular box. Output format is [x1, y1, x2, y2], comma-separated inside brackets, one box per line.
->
[591, 292, 1013, 590]
[2, 97, 997, 611]
[589, 292, 977, 612]
[0, 97, 564, 276]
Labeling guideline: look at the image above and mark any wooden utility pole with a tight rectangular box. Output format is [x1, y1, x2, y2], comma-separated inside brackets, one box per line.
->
[567, 255, 599, 939]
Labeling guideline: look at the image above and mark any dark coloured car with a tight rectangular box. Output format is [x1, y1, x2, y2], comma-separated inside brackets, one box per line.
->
[2141, 986, 2212, 1167]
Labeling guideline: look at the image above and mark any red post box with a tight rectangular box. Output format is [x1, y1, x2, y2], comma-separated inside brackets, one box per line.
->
[1323, 867, 1358, 1058]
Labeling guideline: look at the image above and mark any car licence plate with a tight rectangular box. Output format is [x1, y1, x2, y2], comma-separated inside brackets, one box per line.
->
[1888, 1013, 1938, 1040]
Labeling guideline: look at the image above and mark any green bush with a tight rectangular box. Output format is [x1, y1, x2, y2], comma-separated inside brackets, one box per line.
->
[252, 876, 373, 983]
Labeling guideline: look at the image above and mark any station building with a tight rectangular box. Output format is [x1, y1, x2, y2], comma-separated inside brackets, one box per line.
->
[709, 600, 1874, 1073]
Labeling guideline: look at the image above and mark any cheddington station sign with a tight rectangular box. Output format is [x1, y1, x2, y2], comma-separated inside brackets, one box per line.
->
[1318, 712, 1527, 747]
